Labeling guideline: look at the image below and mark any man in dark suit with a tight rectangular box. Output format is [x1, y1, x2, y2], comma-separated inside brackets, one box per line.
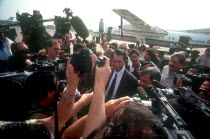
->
[105, 49, 138, 101]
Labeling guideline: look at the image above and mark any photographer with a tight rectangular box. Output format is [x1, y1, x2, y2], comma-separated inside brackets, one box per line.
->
[19, 10, 52, 54]
[0, 60, 95, 138]
[199, 76, 210, 102]
[7, 42, 32, 72]
[182, 50, 200, 73]
[175, 65, 209, 94]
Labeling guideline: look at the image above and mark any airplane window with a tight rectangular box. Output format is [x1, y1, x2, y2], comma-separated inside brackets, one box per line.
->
[169, 37, 171, 39]
[172, 37, 174, 40]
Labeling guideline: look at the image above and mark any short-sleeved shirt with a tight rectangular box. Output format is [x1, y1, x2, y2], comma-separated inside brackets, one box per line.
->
[161, 65, 183, 89]
[196, 54, 210, 68]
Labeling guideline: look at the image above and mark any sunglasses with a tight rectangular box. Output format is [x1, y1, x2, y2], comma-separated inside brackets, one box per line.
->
[200, 89, 210, 96]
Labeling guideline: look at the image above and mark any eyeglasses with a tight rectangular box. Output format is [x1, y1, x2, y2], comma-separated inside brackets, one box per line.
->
[199, 89, 210, 96]
[119, 47, 127, 50]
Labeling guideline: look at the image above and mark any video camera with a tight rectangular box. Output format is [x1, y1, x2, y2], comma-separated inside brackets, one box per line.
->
[71, 48, 105, 73]
[143, 86, 195, 139]
[70, 48, 105, 93]
[54, 16, 71, 37]
[16, 10, 44, 36]
[173, 67, 209, 93]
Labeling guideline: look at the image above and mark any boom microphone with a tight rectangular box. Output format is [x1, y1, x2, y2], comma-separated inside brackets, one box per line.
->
[152, 80, 167, 89]
[70, 16, 89, 39]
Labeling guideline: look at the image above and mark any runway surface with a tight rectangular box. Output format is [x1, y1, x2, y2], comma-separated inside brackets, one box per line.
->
[12, 26, 208, 59]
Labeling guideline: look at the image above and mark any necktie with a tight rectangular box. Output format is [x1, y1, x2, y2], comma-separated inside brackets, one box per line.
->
[106, 73, 117, 102]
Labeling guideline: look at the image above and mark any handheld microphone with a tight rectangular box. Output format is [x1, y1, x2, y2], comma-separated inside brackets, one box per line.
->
[137, 87, 149, 100]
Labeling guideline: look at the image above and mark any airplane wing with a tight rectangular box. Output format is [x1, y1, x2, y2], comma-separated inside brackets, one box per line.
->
[113, 9, 168, 37]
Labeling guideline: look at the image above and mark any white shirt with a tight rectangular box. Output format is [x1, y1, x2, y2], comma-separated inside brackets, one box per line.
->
[105, 66, 125, 99]
[161, 65, 183, 89]
[197, 54, 210, 68]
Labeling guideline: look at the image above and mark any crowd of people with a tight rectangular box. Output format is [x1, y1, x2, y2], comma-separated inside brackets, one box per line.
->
[0, 23, 210, 139]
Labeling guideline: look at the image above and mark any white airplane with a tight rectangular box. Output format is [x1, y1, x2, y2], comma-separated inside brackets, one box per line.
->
[0, 17, 20, 25]
[102, 9, 210, 51]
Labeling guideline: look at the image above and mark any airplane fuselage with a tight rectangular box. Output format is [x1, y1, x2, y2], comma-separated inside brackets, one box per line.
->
[104, 26, 210, 48]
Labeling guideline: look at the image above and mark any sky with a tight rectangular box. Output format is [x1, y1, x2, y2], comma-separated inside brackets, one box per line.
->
[0, 0, 210, 31]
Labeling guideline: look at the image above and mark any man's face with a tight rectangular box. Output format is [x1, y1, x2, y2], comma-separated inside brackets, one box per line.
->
[0, 29, 5, 42]
[118, 44, 128, 53]
[144, 52, 150, 61]
[130, 53, 139, 66]
[169, 57, 183, 72]
[140, 73, 154, 88]
[158, 53, 164, 58]
[199, 81, 210, 102]
[112, 54, 126, 72]
[91, 46, 97, 52]
[109, 44, 115, 50]
[47, 43, 61, 58]
[188, 68, 198, 75]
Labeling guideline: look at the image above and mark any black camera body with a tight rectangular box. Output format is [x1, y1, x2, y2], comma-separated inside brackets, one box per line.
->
[54, 16, 71, 37]
[173, 76, 192, 86]
[70, 48, 105, 73]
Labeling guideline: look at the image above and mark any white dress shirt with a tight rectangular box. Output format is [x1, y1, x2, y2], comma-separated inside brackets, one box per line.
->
[105, 66, 125, 99]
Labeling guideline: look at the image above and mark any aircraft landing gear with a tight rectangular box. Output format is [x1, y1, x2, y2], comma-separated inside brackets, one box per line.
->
[139, 45, 146, 51]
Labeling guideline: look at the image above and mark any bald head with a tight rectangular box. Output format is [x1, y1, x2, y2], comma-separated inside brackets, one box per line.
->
[118, 43, 129, 52]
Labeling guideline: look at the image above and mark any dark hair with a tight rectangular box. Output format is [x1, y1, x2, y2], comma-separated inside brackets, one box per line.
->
[141, 67, 161, 82]
[24, 70, 56, 103]
[146, 49, 159, 66]
[73, 44, 83, 52]
[81, 39, 89, 45]
[11, 42, 19, 54]
[128, 49, 139, 57]
[128, 44, 135, 49]
[87, 42, 96, 49]
[171, 52, 186, 64]
[105, 102, 167, 139]
[141, 62, 156, 68]
[104, 48, 115, 58]
[0, 121, 51, 139]
[110, 43, 118, 50]
[46, 39, 59, 49]
[112, 49, 127, 61]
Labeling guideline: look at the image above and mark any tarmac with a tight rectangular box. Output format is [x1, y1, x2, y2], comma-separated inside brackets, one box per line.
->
[12, 26, 208, 59]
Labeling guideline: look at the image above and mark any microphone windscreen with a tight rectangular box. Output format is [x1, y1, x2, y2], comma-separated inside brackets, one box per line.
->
[137, 87, 148, 98]
[70, 16, 89, 39]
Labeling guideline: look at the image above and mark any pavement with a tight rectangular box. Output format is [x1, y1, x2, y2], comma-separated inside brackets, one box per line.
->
[12, 26, 208, 59]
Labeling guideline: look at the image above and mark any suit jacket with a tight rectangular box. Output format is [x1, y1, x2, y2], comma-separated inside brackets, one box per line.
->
[106, 68, 138, 99]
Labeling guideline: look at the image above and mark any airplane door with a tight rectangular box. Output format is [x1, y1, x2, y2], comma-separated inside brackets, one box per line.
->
[106, 27, 113, 42]
[179, 36, 190, 45]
